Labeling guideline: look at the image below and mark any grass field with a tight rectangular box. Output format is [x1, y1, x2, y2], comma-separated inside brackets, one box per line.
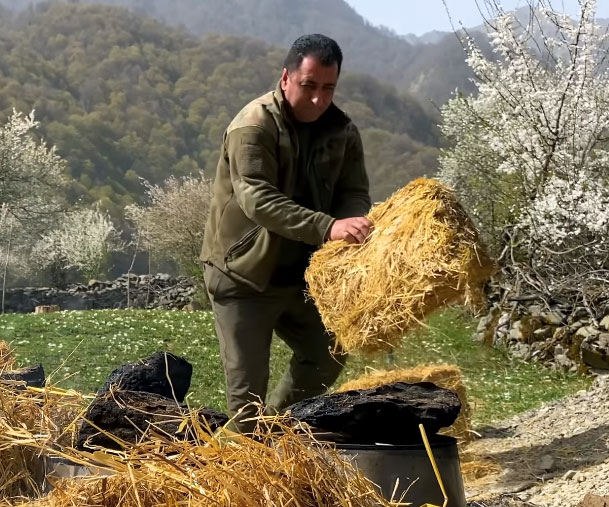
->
[0, 307, 591, 426]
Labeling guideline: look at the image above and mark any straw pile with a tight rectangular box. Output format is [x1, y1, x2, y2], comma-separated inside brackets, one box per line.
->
[0, 341, 15, 370]
[9, 412, 393, 507]
[305, 178, 495, 353]
[459, 452, 502, 485]
[0, 385, 86, 500]
[336, 364, 473, 445]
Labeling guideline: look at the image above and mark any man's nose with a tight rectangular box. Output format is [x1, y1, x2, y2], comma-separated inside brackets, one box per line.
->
[312, 94, 327, 107]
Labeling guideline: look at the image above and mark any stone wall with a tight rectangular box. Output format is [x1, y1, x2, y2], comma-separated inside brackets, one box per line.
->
[3, 274, 198, 313]
[476, 293, 609, 372]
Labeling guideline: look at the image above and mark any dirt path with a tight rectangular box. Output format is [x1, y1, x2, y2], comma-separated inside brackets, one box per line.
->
[463, 374, 609, 507]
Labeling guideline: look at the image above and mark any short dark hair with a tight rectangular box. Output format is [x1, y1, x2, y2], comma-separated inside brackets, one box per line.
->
[284, 34, 343, 75]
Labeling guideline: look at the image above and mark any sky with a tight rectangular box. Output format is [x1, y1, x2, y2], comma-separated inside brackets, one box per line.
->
[344, 0, 609, 36]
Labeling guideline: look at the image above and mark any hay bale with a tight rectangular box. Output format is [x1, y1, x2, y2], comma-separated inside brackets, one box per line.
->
[336, 364, 473, 444]
[305, 178, 495, 353]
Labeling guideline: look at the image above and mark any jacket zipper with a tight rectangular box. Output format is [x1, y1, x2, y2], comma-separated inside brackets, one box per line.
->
[225, 226, 262, 262]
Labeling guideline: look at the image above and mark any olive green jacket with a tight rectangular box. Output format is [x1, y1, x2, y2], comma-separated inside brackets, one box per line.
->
[200, 82, 370, 291]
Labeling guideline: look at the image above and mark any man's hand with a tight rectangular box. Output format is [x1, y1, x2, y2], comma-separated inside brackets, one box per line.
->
[327, 217, 373, 244]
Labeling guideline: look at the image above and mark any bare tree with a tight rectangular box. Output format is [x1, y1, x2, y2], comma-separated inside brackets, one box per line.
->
[125, 172, 212, 280]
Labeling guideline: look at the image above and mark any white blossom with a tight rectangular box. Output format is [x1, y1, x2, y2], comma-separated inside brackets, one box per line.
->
[0, 110, 70, 285]
[439, 0, 609, 301]
[0, 109, 68, 224]
[31, 207, 124, 280]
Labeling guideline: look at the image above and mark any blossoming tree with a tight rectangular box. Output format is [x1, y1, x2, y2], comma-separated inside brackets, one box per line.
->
[439, 0, 609, 307]
[0, 110, 68, 224]
[31, 207, 124, 281]
[0, 110, 69, 299]
[0, 111, 124, 295]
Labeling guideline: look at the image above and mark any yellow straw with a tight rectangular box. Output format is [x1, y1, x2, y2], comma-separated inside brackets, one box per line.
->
[418, 423, 448, 507]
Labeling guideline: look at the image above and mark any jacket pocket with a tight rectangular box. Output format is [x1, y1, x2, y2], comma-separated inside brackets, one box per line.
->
[225, 225, 263, 262]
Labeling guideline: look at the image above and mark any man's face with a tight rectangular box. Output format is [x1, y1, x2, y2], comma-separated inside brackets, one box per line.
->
[281, 55, 339, 123]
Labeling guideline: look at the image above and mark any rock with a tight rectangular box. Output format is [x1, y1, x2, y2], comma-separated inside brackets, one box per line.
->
[576, 326, 600, 339]
[553, 326, 571, 341]
[554, 344, 566, 356]
[0, 364, 46, 388]
[577, 494, 609, 507]
[599, 315, 609, 331]
[476, 309, 500, 344]
[562, 469, 577, 480]
[284, 382, 461, 445]
[569, 307, 589, 322]
[508, 317, 542, 343]
[599, 333, 609, 348]
[574, 471, 587, 483]
[509, 321, 524, 342]
[493, 331, 508, 348]
[98, 351, 192, 402]
[474, 306, 499, 343]
[477, 315, 491, 333]
[533, 326, 553, 339]
[555, 353, 575, 370]
[498, 312, 511, 328]
[477, 306, 499, 327]
[4, 275, 197, 313]
[581, 336, 609, 370]
[511, 343, 531, 360]
[554, 343, 576, 368]
[34, 305, 60, 313]
[77, 390, 228, 450]
[540, 311, 564, 326]
[537, 454, 554, 471]
[569, 321, 585, 332]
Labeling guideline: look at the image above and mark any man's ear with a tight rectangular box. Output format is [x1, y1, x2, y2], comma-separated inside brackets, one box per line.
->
[280, 68, 289, 91]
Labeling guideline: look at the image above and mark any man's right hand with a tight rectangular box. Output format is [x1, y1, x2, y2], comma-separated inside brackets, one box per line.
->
[327, 217, 373, 244]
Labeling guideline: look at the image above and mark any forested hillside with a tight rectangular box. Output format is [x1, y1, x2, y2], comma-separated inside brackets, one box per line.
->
[0, 3, 440, 216]
[0, 0, 482, 104]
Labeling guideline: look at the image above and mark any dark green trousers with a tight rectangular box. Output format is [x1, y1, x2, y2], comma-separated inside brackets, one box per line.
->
[204, 264, 346, 433]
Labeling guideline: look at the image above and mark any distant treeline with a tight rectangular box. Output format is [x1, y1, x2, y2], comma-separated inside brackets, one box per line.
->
[0, 0, 482, 104]
[0, 3, 440, 215]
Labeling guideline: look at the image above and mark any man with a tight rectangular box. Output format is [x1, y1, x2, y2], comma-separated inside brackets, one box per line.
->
[201, 34, 372, 432]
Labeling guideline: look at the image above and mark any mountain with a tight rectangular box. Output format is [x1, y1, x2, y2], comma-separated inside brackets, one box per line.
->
[401, 30, 450, 46]
[5, 1, 606, 105]
[0, 2, 440, 215]
[0, 0, 482, 105]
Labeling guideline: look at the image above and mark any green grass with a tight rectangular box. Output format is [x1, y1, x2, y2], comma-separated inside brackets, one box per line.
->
[0, 308, 591, 426]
